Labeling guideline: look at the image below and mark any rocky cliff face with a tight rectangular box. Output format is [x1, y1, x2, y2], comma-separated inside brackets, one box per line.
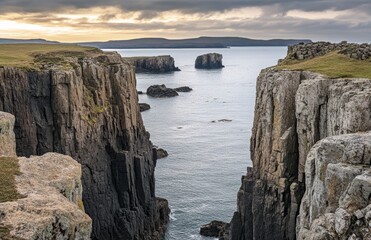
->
[0, 51, 169, 239]
[0, 111, 92, 240]
[229, 68, 371, 240]
[124, 55, 180, 73]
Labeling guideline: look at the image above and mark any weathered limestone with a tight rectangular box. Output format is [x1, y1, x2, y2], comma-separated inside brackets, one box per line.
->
[195, 53, 224, 69]
[0, 112, 92, 239]
[124, 55, 180, 73]
[229, 67, 371, 240]
[0, 112, 16, 157]
[285, 41, 371, 61]
[297, 132, 371, 240]
[0, 51, 169, 239]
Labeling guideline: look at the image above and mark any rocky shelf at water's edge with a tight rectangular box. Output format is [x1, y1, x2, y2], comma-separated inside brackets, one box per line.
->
[0, 44, 170, 240]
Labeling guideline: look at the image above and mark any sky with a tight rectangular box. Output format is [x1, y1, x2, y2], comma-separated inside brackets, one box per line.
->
[0, 0, 370, 43]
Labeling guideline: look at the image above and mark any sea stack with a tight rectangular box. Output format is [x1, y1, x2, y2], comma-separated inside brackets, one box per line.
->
[124, 55, 181, 73]
[195, 53, 224, 69]
[147, 84, 179, 98]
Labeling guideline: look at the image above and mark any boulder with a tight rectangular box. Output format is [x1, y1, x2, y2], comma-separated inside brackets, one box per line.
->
[147, 84, 179, 98]
[200, 220, 229, 237]
[174, 86, 193, 92]
[195, 53, 224, 69]
[139, 103, 151, 112]
[156, 148, 168, 159]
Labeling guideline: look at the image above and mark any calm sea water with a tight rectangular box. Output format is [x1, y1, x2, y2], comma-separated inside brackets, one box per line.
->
[111, 47, 287, 239]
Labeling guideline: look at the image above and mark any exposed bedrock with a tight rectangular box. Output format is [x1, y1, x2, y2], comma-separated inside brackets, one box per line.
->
[195, 53, 224, 69]
[229, 68, 371, 240]
[0, 52, 169, 239]
[147, 84, 179, 98]
[124, 55, 181, 73]
[0, 111, 92, 240]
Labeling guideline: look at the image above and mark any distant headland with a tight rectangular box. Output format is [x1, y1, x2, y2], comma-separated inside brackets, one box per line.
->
[0, 37, 312, 49]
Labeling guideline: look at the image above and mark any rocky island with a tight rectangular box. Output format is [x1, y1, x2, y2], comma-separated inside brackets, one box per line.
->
[195, 53, 224, 69]
[202, 42, 371, 240]
[0, 44, 169, 240]
[123, 55, 180, 73]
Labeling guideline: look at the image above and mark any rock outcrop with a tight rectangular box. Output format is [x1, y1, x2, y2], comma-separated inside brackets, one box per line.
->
[174, 86, 192, 92]
[124, 55, 180, 73]
[195, 53, 224, 69]
[155, 148, 168, 159]
[200, 221, 229, 238]
[139, 103, 151, 112]
[0, 49, 169, 239]
[297, 132, 371, 240]
[229, 67, 371, 240]
[285, 41, 371, 61]
[0, 111, 92, 240]
[147, 84, 179, 98]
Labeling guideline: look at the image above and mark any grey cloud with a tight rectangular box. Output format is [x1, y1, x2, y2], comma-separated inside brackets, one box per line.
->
[0, 0, 370, 14]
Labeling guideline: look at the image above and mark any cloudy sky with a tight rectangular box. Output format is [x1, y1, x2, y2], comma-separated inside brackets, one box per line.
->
[0, 0, 370, 42]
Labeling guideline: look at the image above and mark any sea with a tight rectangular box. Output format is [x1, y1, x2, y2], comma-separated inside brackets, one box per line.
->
[110, 47, 287, 240]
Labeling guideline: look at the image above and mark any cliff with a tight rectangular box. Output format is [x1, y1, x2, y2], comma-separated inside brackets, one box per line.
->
[123, 55, 180, 73]
[0, 111, 92, 239]
[229, 42, 371, 240]
[0, 44, 169, 239]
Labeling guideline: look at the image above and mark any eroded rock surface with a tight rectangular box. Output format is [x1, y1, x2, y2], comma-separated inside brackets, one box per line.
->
[297, 132, 371, 240]
[0, 111, 92, 240]
[0, 51, 169, 239]
[195, 53, 224, 69]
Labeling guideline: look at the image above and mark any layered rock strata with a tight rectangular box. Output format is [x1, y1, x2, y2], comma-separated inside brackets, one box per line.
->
[124, 55, 180, 73]
[229, 68, 371, 240]
[195, 53, 224, 69]
[0, 111, 92, 240]
[0, 50, 169, 239]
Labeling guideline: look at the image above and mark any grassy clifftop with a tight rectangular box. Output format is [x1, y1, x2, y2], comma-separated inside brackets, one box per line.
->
[277, 52, 371, 79]
[0, 44, 101, 70]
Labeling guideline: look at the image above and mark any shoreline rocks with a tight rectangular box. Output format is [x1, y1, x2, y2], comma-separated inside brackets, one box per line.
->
[195, 53, 224, 69]
[174, 86, 192, 92]
[139, 103, 151, 112]
[155, 148, 168, 159]
[147, 84, 179, 98]
[200, 220, 229, 238]
[124, 55, 181, 73]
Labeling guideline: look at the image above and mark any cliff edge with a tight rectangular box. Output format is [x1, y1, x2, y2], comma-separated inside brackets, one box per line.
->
[0, 111, 92, 240]
[123, 55, 180, 73]
[229, 42, 371, 240]
[0, 44, 169, 239]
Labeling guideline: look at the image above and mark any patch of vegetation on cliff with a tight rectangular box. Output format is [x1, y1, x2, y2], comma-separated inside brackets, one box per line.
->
[0, 44, 101, 70]
[0, 157, 22, 203]
[277, 51, 371, 79]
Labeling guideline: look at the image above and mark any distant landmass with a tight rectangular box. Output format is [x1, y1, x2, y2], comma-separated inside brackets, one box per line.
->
[0, 37, 312, 48]
[80, 37, 312, 48]
[0, 38, 60, 44]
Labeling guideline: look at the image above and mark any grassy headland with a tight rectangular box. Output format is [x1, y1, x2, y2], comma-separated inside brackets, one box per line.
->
[276, 51, 371, 79]
[0, 44, 101, 70]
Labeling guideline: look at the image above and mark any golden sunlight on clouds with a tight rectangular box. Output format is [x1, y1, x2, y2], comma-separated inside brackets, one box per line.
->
[286, 10, 347, 20]
[0, 6, 263, 42]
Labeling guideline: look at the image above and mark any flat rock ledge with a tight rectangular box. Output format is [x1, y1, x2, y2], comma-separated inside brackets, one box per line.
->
[195, 53, 224, 69]
[0, 112, 92, 240]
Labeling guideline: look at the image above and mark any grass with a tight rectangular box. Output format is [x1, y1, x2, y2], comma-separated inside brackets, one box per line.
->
[276, 51, 371, 79]
[0, 156, 22, 203]
[0, 44, 101, 70]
